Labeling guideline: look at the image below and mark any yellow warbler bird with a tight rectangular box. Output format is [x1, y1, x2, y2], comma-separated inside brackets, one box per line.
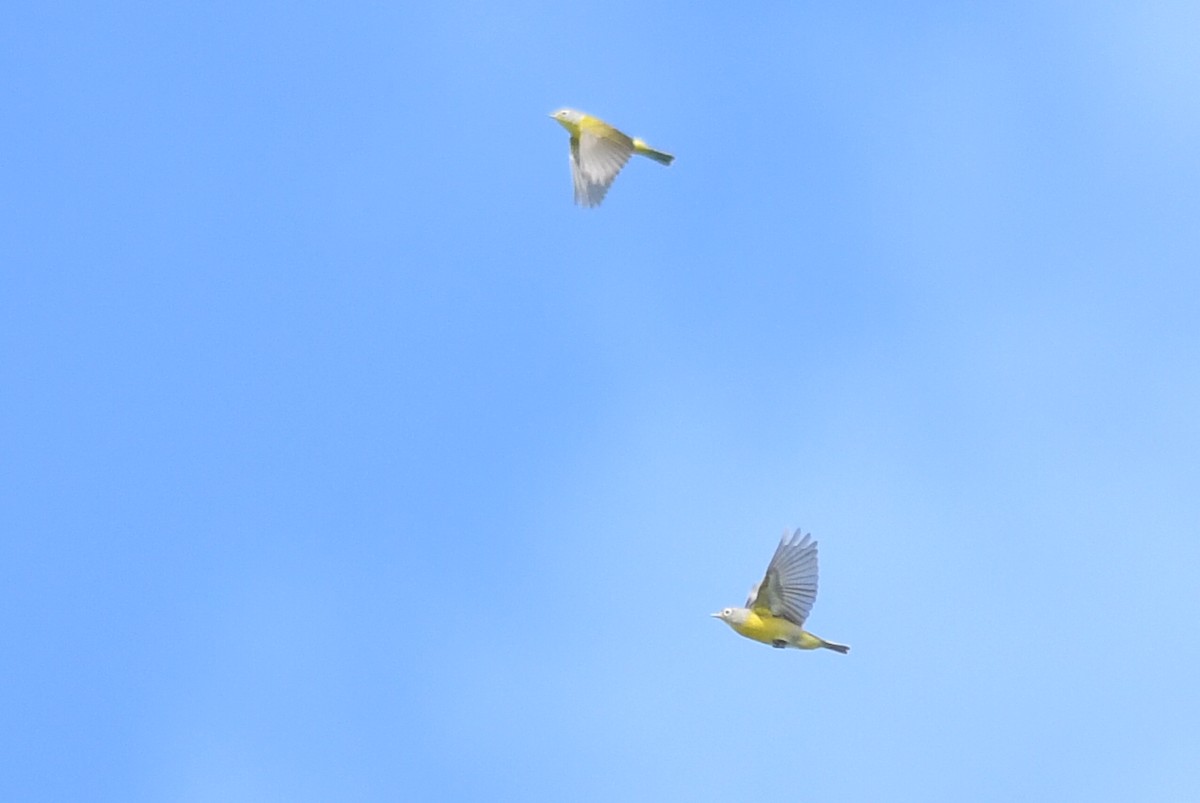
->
[712, 529, 849, 653]
[549, 108, 674, 207]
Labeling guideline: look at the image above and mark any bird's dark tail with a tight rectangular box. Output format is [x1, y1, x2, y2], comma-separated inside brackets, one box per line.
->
[822, 639, 850, 654]
[632, 139, 675, 166]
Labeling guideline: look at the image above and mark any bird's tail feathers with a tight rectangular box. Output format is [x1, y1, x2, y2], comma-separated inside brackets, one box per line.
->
[821, 639, 850, 654]
[633, 139, 674, 166]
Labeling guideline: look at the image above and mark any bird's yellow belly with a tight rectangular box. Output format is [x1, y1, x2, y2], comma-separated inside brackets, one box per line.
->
[732, 611, 805, 646]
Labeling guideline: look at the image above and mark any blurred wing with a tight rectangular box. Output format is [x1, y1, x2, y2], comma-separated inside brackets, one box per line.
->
[570, 130, 633, 207]
[747, 529, 819, 626]
[744, 581, 761, 608]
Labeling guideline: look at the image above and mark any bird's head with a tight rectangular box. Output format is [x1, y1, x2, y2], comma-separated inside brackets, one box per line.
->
[711, 607, 747, 627]
[549, 108, 583, 132]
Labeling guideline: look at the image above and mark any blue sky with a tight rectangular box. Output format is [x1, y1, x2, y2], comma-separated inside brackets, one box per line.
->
[4, 2, 1199, 800]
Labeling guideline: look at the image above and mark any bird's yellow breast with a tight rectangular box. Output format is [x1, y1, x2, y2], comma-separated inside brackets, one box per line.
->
[730, 610, 804, 645]
[553, 117, 581, 137]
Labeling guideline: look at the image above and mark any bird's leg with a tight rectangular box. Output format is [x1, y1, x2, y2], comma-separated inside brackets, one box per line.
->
[771, 639, 787, 649]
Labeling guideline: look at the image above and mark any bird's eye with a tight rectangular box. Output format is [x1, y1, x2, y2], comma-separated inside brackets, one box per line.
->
[723, 608, 732, 616]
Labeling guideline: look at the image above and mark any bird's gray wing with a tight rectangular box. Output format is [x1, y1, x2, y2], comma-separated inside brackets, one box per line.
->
[744, 581, 761, 609]
[570, 130, 633, 207]
[747, 529, 819, 626]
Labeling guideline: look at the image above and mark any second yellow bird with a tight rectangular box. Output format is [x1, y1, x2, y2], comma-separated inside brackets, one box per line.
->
[713, 529, 850, 653]
[549, 109, 674, 207]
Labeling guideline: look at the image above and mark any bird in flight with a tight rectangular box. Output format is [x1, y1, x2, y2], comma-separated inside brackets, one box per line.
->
[549, 108, 674, 207]
[713, 529, 849, 653]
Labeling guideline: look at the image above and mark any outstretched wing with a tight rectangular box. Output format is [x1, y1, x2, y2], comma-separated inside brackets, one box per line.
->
[746, 529, 819, 626]
[569, 129, 633, 207]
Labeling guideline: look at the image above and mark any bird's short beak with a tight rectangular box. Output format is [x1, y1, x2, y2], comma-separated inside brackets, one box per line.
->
[710, 612, 722, 618]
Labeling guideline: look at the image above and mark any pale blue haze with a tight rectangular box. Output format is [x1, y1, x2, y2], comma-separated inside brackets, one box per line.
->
[3, 2, 1199, 801]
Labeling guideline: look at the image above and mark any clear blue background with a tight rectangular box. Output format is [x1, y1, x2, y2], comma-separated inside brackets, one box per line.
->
[4, 3, 1199, 800]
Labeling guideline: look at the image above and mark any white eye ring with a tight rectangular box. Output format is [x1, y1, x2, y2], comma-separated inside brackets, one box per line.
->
[723, 608, 733, 616]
